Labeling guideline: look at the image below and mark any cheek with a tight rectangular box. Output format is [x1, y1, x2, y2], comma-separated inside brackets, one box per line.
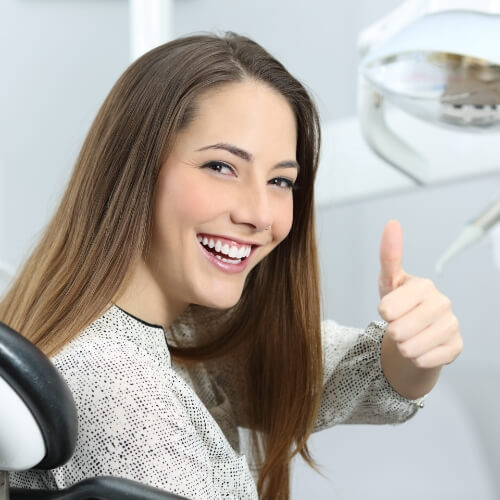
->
[272, 196, 294, 243]
[158, 169, 227, 225]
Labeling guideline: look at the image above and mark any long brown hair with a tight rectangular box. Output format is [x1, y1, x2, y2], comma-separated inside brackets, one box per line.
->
[0, 32, 323, 499]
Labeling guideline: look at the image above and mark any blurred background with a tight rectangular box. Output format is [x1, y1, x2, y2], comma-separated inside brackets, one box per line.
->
[0, 0, 499, 498]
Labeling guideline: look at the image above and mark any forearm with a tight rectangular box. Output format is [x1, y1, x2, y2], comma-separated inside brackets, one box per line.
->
[381, 332, 441, 400]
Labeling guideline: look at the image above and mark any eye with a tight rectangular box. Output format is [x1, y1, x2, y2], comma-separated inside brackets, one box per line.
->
[201, 160, 235, 176]
[269, 177, 297, 190]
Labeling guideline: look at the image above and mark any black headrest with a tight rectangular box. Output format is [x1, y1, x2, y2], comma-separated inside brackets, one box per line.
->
[0, 321, 78, 470]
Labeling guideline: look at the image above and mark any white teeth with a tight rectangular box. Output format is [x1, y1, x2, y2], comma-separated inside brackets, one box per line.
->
[215, 255, 241, 264]
[198, 236, 252, 260]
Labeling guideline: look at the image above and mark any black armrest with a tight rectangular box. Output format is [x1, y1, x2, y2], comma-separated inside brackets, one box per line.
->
[0, 321, 78, 469]
[11, 476, 188, 499]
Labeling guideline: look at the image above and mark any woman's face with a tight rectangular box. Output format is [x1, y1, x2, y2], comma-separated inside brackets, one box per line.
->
[148, 79, 298, 310]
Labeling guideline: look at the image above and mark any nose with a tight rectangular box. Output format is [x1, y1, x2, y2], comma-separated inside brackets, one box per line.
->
[230, 180, 273, 232]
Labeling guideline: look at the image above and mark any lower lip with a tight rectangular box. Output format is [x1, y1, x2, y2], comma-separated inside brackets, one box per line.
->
[198, 241, 254, 274]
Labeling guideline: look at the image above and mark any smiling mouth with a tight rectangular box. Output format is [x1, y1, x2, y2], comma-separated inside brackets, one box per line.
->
[197, 235, 253, 264]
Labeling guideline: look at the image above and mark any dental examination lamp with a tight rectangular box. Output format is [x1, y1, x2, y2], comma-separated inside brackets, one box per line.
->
[358, 0, 500, 185]
[359, 0, 500, 271]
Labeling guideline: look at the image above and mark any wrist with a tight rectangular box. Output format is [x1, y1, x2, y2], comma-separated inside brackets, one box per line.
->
[381, 333, 441, 400]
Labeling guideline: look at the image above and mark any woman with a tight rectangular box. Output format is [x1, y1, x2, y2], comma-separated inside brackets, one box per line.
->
[1, 32, 462, 499]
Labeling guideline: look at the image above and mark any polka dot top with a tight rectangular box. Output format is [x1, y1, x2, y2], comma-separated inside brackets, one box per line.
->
[10, 304, 424, 499]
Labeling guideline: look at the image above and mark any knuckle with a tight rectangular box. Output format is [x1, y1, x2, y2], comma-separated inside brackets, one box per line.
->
[413, 357, 426, 369]
[389, 325, 401, 341]
[440, 295, 452, 310]
[398, 344, 411, 358]
[378, 301, 390, 318]
[422, 278, 434, 291]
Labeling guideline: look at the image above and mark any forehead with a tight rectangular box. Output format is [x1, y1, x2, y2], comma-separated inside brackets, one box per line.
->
[173, 80, 297, 156]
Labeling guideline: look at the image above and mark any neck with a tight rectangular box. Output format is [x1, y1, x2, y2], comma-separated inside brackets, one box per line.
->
[112, 257, 188, 331]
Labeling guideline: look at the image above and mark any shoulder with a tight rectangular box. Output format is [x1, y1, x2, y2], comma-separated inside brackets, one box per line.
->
[51, 305, 171, 387]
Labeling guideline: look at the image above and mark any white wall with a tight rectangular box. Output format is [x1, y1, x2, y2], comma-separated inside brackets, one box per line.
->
[0, 0, 129, 271]
[1, 1, 499, 498]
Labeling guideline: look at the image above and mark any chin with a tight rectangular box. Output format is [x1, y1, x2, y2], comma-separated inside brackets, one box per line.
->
[199, 295, 241, 310]
[193, 285, 243, 310]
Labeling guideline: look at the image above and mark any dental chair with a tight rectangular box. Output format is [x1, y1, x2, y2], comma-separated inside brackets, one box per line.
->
[0, 320, 187, 500]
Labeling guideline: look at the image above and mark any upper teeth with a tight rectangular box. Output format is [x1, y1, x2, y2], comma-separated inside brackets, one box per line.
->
[197, 235, 252, 259]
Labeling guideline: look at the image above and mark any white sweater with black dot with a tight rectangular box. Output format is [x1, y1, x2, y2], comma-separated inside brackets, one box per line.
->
[10, 304, 422, 499]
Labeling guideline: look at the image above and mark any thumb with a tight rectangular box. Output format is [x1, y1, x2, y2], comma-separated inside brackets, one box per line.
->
[379, 219, 405, 298]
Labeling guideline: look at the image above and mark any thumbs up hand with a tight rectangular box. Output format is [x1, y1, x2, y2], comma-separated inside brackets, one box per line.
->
[378, 220, 463, 371]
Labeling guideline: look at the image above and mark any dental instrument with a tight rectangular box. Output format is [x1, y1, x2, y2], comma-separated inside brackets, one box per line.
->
[436, 197, 500, 273]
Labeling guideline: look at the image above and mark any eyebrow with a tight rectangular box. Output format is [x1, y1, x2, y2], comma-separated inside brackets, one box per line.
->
[195, 142, 300, 173]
